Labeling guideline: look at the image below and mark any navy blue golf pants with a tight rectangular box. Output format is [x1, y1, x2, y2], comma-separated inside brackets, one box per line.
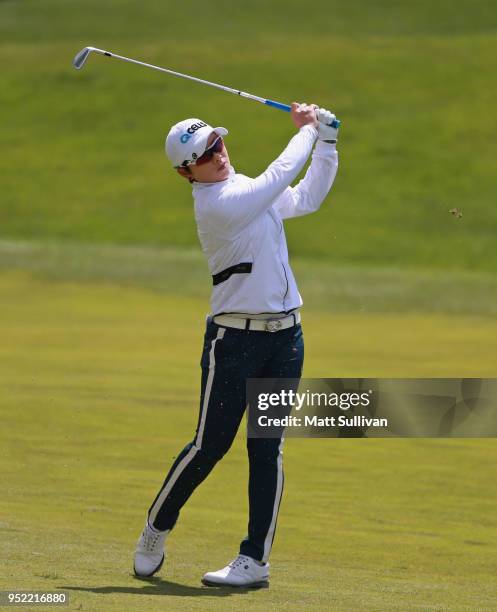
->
[147, 319, 304, 563]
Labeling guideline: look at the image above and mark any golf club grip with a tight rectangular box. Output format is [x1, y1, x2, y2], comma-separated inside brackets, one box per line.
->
[265, 99, 341, 128]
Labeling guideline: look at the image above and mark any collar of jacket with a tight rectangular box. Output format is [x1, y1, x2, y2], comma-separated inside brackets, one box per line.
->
[192, 166, 236, 190]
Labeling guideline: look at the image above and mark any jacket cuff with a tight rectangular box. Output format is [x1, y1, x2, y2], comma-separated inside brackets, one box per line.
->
[300, 124, 319, 139]
[314, 140, 337, 154]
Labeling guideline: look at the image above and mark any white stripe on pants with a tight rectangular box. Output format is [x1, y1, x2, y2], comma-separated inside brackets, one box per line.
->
[262, 437, 284, 562]
[148, 327, 225, 525]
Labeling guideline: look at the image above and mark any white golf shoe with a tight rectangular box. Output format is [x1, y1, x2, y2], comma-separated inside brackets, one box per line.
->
[201, 554, 269, 588]
[133, 521, 168, 578]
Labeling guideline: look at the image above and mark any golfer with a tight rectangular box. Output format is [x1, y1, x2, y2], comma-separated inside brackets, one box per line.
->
[133, 103, 339, 587]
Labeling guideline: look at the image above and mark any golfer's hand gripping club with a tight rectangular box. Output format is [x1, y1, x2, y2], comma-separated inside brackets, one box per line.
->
[315, 107, 339, 142]
[72, 46, 342, 129]
[266, 99, 341, 129]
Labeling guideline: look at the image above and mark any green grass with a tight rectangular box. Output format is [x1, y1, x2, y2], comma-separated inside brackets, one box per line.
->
[1, 0, 497, 270]
[1, 245, 497, 610]
[3, 240, 497, 317]
[2, 1, 497, 606]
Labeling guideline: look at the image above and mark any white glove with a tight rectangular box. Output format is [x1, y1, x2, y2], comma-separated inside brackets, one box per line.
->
[316, 107, 338, 143]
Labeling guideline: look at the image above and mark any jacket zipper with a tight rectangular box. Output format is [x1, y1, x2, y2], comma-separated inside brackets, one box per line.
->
[271, 208, 289, 311]
[281, 261, 289, 311]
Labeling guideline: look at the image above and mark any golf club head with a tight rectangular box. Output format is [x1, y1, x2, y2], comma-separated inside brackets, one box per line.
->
[73, 47, 93, 70]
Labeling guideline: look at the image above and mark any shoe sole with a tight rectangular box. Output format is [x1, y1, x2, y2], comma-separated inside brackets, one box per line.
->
[133, 553, 165, 578]
[201, 578, 269, 589]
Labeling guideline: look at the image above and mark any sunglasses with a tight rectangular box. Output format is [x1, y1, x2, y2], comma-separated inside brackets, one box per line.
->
[182, 136, 224, 167]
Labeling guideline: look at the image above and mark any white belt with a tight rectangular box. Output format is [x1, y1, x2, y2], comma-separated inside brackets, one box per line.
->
[212, 312, 301, 332]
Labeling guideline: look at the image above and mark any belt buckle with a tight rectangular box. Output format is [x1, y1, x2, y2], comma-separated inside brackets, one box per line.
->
[265, 319, 283, 333]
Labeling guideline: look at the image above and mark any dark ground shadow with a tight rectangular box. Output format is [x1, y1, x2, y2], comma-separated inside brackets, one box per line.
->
[60, 576, 262, 598]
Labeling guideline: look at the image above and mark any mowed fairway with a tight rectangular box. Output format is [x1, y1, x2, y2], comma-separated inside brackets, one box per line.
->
[2, 0, 497, 608]
[1, 264, 497, 610]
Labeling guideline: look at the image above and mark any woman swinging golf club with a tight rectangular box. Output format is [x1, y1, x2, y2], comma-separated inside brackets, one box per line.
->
[133, 102, 339, 588]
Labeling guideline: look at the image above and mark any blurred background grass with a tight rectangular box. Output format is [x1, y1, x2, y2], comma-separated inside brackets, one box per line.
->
[2, 2, 497, 609]
[1, 0, 496, 270]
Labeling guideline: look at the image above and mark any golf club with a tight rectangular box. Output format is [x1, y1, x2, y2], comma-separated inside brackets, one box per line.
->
[72, 46, 341, 128]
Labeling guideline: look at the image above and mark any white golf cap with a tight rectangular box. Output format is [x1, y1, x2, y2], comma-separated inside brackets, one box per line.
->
[165, 118, 228, 167]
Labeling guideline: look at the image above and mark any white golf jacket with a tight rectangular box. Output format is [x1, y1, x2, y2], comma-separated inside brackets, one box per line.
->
[192, 124, 338, 315]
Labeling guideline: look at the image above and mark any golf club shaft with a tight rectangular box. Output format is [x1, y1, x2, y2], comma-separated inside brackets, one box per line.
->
[73, 47, 341, 128]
